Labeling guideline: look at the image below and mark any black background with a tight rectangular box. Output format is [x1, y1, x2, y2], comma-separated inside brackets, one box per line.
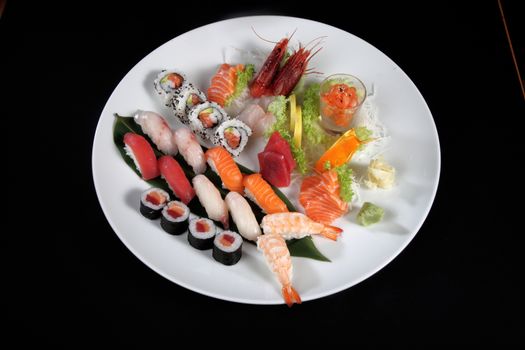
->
[3, 0, 523, 346]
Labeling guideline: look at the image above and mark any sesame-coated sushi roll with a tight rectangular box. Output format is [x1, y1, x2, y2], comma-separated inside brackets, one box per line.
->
[154, 70, 186, 106]
[140, 188, 170, 219]
[187, 218, 216, 250]
[213, 231, 242, 266]
[160, 200, 190, 235]
[188, 101, 228, 139]
[213, 119, 252, 157]
[171, 83, 206, 124]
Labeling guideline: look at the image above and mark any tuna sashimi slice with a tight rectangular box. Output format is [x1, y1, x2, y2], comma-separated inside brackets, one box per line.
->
[264, 131, 296, 173]
[123, 133, 160, 180]
[158, 155, 195, 204]
[258, 151, 291, 188]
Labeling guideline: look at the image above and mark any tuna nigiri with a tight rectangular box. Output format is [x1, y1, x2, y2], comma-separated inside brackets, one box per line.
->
[243, 173, 288, 214]
[261, 212, 342, 241]
[205, 146, 244, 193]
[225, 192, 261, 241]
[123, 133, 160, 180]
[133, 110, 178, 155]
[158, 155, 195, 204]
[192, 174, 229, 229]
[173, 127, 206, 174]
[299, 170, 348, 225]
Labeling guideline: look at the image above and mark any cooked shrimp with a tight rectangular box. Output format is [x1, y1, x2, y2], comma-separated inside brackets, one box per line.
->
[261, 212, 342, 241]
[257, 233, 301, 307]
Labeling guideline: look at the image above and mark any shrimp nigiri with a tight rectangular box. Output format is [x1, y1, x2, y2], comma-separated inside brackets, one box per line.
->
[257, 233, 301, 307]
[133, 110, 178, 155]
[261, 212, 342, 241]
[205, 146, 244, 193]
[225, 192, 261, 241]
[173, 127, 206, 174]
[243, 173, 288, 214]
[192, 175, 229, 229]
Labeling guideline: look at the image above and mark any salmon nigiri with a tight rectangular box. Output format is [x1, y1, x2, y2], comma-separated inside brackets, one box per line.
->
[205, 146, 244, 193]
[243, 173, 288, 214]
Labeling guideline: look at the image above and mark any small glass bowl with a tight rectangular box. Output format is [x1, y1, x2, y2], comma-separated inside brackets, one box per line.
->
[319, 73, 367, 134]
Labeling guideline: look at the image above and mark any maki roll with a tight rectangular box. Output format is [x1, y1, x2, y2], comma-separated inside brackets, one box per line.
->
[171, 83, 206, 124]
[213, 230, 242, 266]
[140, 188, 170, 219]
[213, 119, 252, 157]
[187, 218, 216, 250]
[160, 200, 190, 235]
[154, 70, 186, 106]
[188, 101, 228, 140]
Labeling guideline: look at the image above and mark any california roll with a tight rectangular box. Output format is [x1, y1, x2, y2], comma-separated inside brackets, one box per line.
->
[188, 101, 228, 139]
[213, 119, 252, 157]
[154, 70, 186, 106]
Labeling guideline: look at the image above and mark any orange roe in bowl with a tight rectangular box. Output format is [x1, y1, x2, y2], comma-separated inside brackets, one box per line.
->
[319, 74, 366, 132]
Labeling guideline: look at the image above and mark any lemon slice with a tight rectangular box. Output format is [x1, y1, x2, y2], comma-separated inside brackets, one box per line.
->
[289, 94, 297, 130]
[294, 105, 302, 148]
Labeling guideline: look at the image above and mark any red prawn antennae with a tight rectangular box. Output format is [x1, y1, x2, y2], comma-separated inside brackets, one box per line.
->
[306, 47, 323, 64]
[305, 35, 327, 49]
[288, 28, 298, 41]
[251, 26, 278, 44]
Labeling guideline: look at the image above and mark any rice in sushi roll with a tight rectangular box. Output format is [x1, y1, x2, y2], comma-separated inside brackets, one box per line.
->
[171, 83, 206, 125]
[213, 230, 242, 265]
[140, 188, 170, 219]
[188, 101, 228, 139]
[213, 119, 252, 157]
[160, 200, 190, 235]
[187, 218, 216, 250]
[154, 70, 186, 106]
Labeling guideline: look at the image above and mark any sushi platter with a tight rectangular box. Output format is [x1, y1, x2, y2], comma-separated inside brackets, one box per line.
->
[92, 16, 440, 305]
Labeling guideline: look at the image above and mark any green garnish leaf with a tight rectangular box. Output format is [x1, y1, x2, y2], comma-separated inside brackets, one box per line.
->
[334, 164, 354, 202]
[302, 83, 330, 146]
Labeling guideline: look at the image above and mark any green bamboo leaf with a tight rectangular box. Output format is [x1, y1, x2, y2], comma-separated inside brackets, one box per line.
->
[113, 114, 330, 262]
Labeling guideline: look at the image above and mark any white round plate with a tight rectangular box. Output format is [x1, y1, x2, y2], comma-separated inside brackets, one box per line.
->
[92, 16, 440, 305]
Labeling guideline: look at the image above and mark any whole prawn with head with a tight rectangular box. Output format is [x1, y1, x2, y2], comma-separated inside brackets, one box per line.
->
[250, 29, 322, 98]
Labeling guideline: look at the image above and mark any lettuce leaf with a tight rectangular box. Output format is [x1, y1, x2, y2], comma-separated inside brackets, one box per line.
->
[302, 83, 329, 146]
[323, 161, 354, 202]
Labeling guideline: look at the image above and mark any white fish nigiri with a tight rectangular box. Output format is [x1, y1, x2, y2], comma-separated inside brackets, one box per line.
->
[173, 127, 206, 174]
[134, 110, 178, 155]
[237, 104, 276, 137]
[225, 191, 261, 241]
[192, 175, 229, 229]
